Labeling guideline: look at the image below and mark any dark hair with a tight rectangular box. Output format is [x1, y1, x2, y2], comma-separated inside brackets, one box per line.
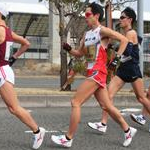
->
[122, 7, 136, 26]
[88, 2, 104, 22]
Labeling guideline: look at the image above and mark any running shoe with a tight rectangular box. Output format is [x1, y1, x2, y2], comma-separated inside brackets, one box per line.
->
[51, 135, 73, 148]
[87, 122, 107, 133]
[123, 127, 137, 147]
[32, 127, 46, 149]
[130, 114, 146, 125]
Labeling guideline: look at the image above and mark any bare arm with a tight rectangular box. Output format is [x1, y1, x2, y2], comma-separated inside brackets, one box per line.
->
[101, 26, 128, 56]
[11, 31, 30, 58]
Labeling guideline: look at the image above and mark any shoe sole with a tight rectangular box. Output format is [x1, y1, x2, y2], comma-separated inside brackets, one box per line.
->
[130, 114, 145, 126]
[87, 123, 106, 134]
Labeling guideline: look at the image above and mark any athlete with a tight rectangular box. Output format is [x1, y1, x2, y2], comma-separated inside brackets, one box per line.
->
[51, 3, 137, 148]
[0, 4, 45, 149]
[88, 7, 150, 134]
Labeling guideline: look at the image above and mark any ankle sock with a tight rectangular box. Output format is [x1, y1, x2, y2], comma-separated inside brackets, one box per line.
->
[65, 135, 71, 140]
[101, 123, 106, 126]
[33, 127, 40, 134]
[124, 128, 130, 133]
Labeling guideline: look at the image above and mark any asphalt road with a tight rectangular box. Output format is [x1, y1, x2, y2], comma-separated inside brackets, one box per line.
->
[0, 107, 150, 150]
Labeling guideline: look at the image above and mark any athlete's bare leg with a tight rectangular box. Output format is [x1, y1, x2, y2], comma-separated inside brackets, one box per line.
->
[66, 79, 99, 138]
[0, 81, 38, 132]
[94, 75, 125, 124]
[94, 86, 129, 130]
[66, 78, 129, 139]
[136, 85, 150, 117]
[132, 79, 150, 115]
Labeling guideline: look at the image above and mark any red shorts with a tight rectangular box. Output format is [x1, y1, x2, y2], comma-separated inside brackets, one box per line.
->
[87, 69, 107, 88]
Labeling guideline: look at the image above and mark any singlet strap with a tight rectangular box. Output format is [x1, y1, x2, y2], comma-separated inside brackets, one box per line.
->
[127, 28, 133, 32]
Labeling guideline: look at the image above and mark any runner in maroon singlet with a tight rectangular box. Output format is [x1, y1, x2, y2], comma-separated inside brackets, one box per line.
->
[0, 3, 45, 149]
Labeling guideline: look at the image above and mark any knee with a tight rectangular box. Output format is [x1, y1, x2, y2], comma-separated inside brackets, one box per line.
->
[8, 106, 20, 115]
[109, 93, 114, 102]
[101, 105, 108, 112]
[137, 95, 146, 104]
[71, 98, 82, 108]
[100, 102, 110, 112]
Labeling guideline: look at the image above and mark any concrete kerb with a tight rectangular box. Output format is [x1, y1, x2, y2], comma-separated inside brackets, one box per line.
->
[0, 87, 142, 108]
[1, 74, 147, 108]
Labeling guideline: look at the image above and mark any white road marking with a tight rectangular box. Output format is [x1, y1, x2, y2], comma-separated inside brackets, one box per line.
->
[120, 108, 141, 113]
[120, 112, 128, 116]
[120, 108, 141, 116]
[27, 110, 33, 113]
[25, 130, 67, 133]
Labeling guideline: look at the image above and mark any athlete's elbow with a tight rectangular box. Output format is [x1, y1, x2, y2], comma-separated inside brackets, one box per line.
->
[24, 40, 30, 48]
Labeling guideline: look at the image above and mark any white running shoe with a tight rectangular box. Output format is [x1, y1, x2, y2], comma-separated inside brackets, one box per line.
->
[51, 135, 73, 148]
[88, 122, 107, 133]
[130, 114, 146, 125]
[123, 127, 137, 147]
[32, 127, 46, 149]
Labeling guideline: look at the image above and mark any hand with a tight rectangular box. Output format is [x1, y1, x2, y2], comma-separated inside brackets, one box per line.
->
[107, 43, 119, 52]
[8, 56, 16, 66]
[63, 43, 72, 52]
[108, 54, 121, 70]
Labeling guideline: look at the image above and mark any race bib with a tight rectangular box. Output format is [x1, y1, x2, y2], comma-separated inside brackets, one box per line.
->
[86, 45, 96, 62]
[5, 41, 13, 61]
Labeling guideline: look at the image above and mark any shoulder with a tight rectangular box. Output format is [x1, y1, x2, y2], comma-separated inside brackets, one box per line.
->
[100, 26, 108, 32]
[0, 26, 6, 44]
[126, 30, 137, 37]
[126, 30, 138, 42]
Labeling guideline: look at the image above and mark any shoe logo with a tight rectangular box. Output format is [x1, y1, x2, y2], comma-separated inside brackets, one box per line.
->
[126, 132, 131, 140]
[96, 123, 103, 129]
[37, 133, 42, 142]
[60, 138, 67, 145]
[137, 117, 144, 122]
[132, 76, 137, 79]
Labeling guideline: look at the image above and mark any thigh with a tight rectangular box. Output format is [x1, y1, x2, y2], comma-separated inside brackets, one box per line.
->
[131, 78, 145, 97]
[0, 81, 19, 108]
[73, 79, 99, 105]
[108, 75, 125, 99]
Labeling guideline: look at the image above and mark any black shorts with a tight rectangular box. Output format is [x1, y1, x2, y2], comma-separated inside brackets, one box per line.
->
[116, 63, 142, 82]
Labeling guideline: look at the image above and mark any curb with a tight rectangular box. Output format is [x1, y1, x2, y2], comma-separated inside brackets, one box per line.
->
[0, 88, 142, 108]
